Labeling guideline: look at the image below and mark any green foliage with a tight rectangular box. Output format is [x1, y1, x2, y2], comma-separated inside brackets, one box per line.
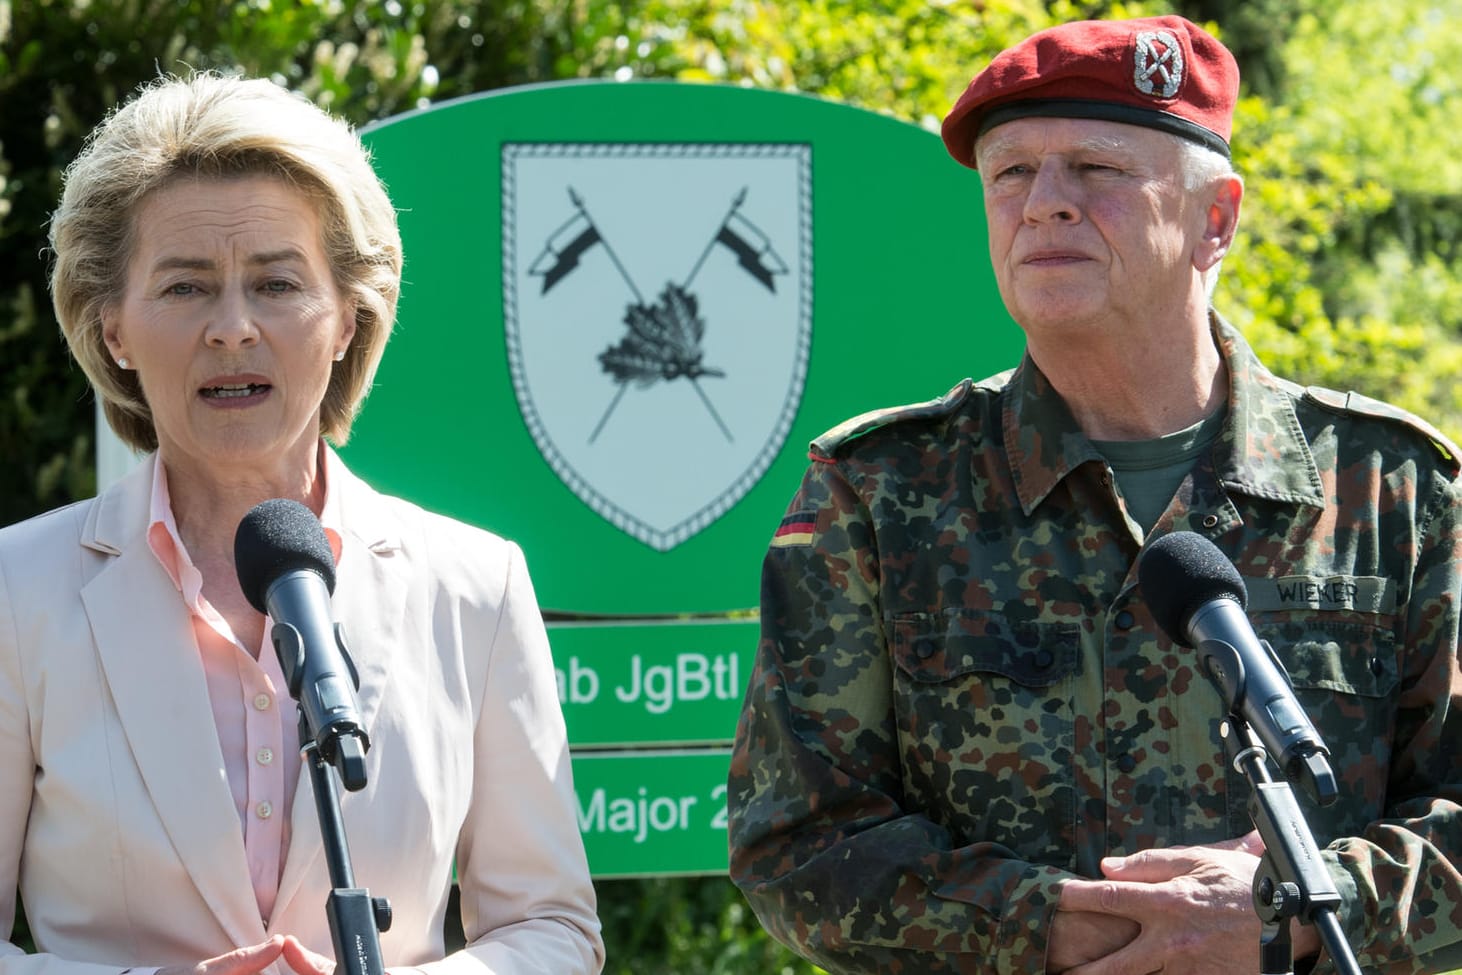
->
[600, 0, 1166, 129]
[0, 0, 631, 524]
[597, 876, 821, 974]
[1218, 0, 1462, 437]
[3, 0, 1461, 971]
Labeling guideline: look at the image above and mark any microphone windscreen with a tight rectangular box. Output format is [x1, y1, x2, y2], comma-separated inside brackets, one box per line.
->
[234, 498, 337, 615]
[1138, 531, 1247, 646]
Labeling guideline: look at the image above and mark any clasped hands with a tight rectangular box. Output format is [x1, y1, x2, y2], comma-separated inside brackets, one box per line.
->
[1048, 831, 1321, 974]
[148, 833, 1315, 975]
[155, 935, 335, 975]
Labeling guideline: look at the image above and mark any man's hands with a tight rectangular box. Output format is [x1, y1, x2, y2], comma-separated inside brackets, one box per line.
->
[1049, 831, 1321, 974]
[154, 935, 335, 975]
[1047, 910, 1141, 971]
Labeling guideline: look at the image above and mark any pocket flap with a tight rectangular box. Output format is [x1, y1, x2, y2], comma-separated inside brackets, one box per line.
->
[1258, 620, 1398, 698]
[891, 611, 1080, 687]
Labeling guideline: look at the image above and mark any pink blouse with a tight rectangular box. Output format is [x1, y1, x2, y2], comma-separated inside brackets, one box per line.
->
[144, 453, 343, 925]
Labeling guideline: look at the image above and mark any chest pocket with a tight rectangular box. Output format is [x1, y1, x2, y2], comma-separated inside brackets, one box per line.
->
[889, 610, 1080, 866]
[1229, 617, 1399, 841]
[1267, 620, 1398, 697]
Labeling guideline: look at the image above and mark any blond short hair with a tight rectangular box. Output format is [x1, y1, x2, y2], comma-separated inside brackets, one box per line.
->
[48, 72, 402, 452]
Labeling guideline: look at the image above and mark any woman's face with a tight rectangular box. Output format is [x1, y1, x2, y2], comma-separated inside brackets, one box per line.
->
[103, 175, 355, 478]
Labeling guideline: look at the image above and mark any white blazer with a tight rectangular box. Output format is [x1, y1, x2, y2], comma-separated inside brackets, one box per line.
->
[0, 453, 603, 975]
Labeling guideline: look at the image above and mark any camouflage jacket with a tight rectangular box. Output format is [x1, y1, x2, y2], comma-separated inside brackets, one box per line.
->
[727, 318, 1462, 974]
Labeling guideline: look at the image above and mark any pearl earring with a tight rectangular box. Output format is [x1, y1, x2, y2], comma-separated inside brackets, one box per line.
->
[117, 357, 130, 370]
[334, 349, 346, 362]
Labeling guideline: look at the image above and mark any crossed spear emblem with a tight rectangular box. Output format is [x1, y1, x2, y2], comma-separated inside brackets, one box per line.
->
[528, 187, 787, 444]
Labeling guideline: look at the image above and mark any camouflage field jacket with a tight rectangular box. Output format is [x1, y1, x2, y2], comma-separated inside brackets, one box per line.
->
[728, 318, 1462, 973]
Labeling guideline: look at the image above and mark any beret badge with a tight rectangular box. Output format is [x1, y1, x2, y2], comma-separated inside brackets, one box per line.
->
[1133, 29, 1184, 99]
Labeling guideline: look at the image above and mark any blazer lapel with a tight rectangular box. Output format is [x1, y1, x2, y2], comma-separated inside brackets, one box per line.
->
[80, 463, 266, 947]
[273, 458, 408, 922]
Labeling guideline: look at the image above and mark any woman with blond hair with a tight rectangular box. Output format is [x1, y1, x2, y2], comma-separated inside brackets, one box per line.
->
[0, 73, 602, 975]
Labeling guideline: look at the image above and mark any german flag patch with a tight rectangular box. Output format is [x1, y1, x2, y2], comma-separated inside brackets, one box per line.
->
[770, 511, 816, 548]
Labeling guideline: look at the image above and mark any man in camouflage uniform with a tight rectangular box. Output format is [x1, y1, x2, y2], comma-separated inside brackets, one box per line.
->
[727, 15, 1462, 975]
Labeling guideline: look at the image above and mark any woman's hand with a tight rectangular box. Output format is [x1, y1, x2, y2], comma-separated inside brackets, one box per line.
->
[155, 937, 286, 975]
[279, 935, 335, 975]
[153, 935, 334, 975]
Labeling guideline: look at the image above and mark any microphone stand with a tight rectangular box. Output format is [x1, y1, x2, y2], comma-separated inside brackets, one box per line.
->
[1222, 719, 1361, 975]
[274, 622, 393, 975]
[300, 715, 393, 975]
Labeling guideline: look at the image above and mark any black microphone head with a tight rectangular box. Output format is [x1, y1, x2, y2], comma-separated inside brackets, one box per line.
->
[234, 498, 337, 614]
[1139, 531, 1247, 646]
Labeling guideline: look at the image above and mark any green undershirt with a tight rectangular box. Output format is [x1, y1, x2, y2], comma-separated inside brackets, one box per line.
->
[1090, 407, 1228, 536]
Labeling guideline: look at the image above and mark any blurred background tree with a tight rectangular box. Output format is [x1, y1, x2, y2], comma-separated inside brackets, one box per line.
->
[2, 0, 1458, 972]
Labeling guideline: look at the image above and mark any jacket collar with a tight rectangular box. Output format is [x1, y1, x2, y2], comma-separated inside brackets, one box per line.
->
[80, 455, 265, 943]
[81, 450, 153, 556]
[270, 447, 409, 925]
[77, 445, 410, 937]
[1002, 313, 1326, 516]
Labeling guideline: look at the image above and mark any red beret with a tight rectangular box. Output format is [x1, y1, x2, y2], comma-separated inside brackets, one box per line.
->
[941, 16, 1239, 169]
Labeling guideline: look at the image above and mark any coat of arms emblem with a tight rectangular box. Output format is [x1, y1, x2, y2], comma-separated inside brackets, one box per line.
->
[503, 142, 812, 551]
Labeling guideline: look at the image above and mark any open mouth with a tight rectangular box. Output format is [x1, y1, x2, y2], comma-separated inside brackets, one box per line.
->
[200, 383, 270, 399]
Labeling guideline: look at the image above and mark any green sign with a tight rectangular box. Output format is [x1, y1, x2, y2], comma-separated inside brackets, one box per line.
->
[551, 619, 756, 748]
[329, 82, 1025, 878]
[572, 750, 733, 878]
[350, 81, 1021, 616]
[84, 83, 1023, 879]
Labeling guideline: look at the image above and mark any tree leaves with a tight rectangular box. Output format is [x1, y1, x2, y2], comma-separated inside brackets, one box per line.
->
[599, 283, 725, 387]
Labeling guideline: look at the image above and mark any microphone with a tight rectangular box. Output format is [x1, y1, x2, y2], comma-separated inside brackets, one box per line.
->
[1139, 531, 1337, 806]
[235, 498, 370, 791]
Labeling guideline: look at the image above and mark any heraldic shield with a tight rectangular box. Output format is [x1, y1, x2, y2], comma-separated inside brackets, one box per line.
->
[503, 143, 812, 551]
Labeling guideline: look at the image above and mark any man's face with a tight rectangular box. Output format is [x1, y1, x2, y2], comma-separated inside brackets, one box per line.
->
[975, 117, 1214, 342]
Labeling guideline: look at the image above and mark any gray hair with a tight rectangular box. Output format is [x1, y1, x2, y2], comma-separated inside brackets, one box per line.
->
[1176, 138, 1241, 299]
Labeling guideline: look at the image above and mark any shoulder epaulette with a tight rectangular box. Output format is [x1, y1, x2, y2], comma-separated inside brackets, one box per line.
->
[810, 379, 973, 460]
[1303, 385, 1462, 475]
